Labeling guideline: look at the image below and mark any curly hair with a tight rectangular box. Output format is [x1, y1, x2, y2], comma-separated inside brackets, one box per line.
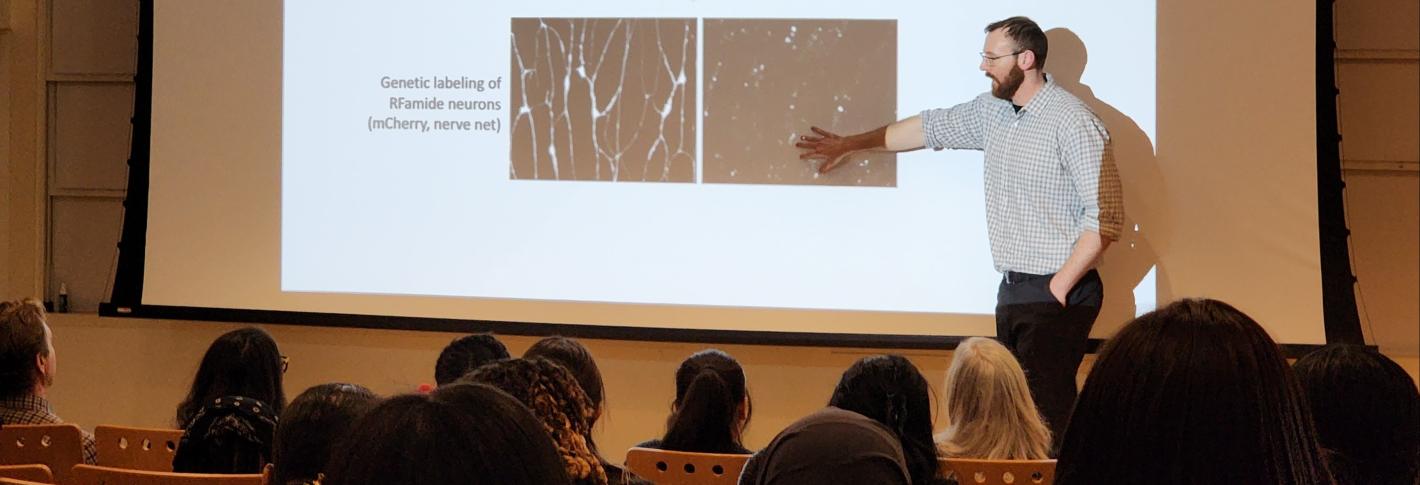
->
[462, 358, 608, 485]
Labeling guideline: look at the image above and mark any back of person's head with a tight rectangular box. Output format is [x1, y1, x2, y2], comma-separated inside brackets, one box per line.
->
[939, 337, 1051, 460]
[0, 299, 52, 400]
[434, 333, 509, 386]
[937, 334, 1050, 459]
[462, 357, 608, 485]
[984, 16, 1048, 69]
[740, 407, 910, 485]
[828, 354, 938, 485]
[268, 383, 379, 485]
[659, 348, 751, 453]
[524, 336, 605, 419]
[322, 383, 572, 485]
[1056, 298, 1331, 485]
[177, 327, 286, 428]
[523, 336, 613, 463]
[1294, 344, 1420, 485]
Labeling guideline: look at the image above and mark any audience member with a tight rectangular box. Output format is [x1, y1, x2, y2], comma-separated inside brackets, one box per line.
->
[1055, 298, 1333, 485]
[433, 333, 509, 386]
[828, 354, 942, 485]
[172, 327, 286, 473]
[1294, 344, 1420, 485]
[463, 357, 610, 485]
[0, 298, 97, 464]
[638, 349, 753, 454]
[322, 383, 572, 485]
[524, 336, 647, 483]
[739, 407, 910, 485]
[265, 383, 380, 485]
[937, 337, 1051, 464]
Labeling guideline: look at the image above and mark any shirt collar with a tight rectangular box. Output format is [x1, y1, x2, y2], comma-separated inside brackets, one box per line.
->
[1015, 73, 1061, 116]
[0, 393, 52, 413]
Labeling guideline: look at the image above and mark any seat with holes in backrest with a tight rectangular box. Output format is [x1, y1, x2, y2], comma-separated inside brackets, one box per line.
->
[93, 425, 184, 472]
[939, 458, 1056, 485]
[69, 464, 262, 485]
[0, 464, 54, 484]
[624, 447, 751, 485]
[0, 424, 84, 485]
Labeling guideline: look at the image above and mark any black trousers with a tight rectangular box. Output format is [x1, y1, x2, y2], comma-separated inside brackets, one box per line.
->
[995, 269, 1102, 454]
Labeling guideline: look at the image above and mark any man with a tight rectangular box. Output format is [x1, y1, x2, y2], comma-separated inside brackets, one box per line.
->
[0, 298, 98, 464]
[797, 16, 1123, 446]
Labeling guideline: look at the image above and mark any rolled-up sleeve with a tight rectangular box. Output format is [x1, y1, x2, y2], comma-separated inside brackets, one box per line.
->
[1060, 111, 1124, 241]
[921, 94, 991, 151]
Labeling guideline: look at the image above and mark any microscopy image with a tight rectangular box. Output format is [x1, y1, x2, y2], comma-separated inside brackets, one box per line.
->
[510, 18, 697, 182]
[703, 19, 897, 187]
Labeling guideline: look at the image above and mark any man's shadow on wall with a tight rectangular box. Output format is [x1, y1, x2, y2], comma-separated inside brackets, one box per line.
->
[1046, 28, 1171, 331]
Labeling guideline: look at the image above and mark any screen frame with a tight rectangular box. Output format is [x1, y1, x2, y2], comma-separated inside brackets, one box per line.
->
[101, 0, 1360, 355]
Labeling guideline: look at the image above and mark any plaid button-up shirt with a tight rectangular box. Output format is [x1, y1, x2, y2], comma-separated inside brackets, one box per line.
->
[921, 75, 1124, 275]
[0, 393, 98, 464]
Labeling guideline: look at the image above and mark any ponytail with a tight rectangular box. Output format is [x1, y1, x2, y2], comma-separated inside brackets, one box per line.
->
[661, 368, 740, 452]
[659, 349, 752, 455]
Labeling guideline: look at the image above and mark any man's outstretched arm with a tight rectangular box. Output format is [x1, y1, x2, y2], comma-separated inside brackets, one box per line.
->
[796, 116, 925, 174]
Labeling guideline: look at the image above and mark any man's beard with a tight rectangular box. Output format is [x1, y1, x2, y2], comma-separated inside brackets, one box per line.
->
[990, 65, 1025, 100]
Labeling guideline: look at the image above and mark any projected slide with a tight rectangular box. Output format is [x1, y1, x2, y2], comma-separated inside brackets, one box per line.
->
[280, 1, 1155, 318]
[510, 18, 697, 182]
[703, 19, 898, 187]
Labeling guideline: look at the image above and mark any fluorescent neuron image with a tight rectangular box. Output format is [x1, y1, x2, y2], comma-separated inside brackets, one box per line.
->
[510, 18, 697, 183]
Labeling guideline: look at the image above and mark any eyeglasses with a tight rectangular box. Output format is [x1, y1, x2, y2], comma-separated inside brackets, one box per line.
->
[980, 50, 1024, 62]
[280, 355, 290, 374]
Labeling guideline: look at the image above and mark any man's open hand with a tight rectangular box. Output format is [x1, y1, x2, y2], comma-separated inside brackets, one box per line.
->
[796, 126, 858, 174]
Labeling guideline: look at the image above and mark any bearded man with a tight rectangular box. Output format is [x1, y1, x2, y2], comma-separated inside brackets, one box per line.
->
[796, 16, 1124, 450]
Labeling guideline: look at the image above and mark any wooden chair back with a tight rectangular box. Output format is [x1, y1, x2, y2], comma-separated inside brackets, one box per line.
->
[939, 457, 1057, 485]
[0, 477, 54, 485]
[93, 425, 183, 472]
[0, 464, 53, 484]
[0, 424, 84, 484]
[69, 465, 262, 485]
[624, 447, 750, 485]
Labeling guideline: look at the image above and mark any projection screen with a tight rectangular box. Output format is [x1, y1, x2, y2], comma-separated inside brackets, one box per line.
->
[132, 0, 1326, 345]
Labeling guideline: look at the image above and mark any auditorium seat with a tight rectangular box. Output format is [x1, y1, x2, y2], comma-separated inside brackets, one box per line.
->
[0, 424, 84, 484]
[939, 457, 1056, 485]
[93, 425, 183, 472]
[69, 465, 261, 485]
[0, 477, 54, 485]
[624, 447, 751, 485]
[0, 465, 53, 484]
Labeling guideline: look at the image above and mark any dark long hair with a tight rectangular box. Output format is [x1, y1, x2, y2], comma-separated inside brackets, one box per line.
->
[176, 327, 286, 428]
[269, 383, 379, 485]
[660, 349, 751, 454]
[525, 337, 604, 409]
[462, 358, 608, 485]
[524, 336, 607, 456]
[1294, 344, 1420, 485]
[828, 354, 937, 485]
[1056, 298, 1333, 485]
[322, 383, 572, 485]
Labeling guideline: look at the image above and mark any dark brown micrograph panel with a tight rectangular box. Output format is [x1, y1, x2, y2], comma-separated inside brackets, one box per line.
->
[703, 19, 896, 187]
[510, 18, 697, 182]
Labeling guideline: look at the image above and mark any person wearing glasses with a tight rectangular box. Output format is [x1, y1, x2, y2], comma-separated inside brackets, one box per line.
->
[797, 16, 1123, 450]
[172, 327, 288, 473]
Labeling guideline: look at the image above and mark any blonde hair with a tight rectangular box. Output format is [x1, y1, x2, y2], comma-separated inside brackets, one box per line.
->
[937, 337, 1052, 460]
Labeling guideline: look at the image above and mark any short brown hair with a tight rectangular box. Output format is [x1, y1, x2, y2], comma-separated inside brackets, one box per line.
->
[986, 16, 1048, 70]
[0, 299, 50, 399]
